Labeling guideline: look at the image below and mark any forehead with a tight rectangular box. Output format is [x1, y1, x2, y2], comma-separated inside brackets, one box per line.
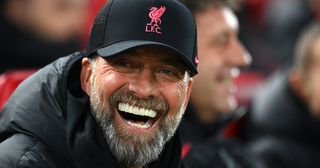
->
[195, 6, 239, 35]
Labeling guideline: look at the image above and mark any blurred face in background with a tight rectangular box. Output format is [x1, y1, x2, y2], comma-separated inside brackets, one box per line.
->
[191, 6, 251, 123]
[310, 0, 320, 20]
[5, 0, 88, 41]
[301, 38, 320, 117]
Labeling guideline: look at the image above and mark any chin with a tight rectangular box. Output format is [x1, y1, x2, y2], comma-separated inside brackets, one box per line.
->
[310, 105, 320, 118]
[215, 97, 238, 114]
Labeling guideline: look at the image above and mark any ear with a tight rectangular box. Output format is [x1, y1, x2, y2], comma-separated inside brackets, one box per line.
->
[288, 69, 306, 99]
[6, 0, 23, 24]
[80, 57, 92, 95]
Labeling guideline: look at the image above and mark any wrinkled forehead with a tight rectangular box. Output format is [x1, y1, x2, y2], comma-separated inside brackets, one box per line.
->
[108, 46, 188, 69]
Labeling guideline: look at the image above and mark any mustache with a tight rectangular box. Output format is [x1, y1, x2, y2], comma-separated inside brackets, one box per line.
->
[109, 89, 169, 115]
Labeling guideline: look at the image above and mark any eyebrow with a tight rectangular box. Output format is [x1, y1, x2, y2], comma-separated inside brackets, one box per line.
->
[160, 57, 186, 69]
[123, 49, 138, 56]
[120, 49, 186, 69]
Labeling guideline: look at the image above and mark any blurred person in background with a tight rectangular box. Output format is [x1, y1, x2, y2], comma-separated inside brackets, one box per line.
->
[0, 0, 88, 73]
[310, 0, 320, 20]
[238, 0, 320, 76]
[179, 0, 265, 167]
[264, 0, 313, 66]
[244, 22, 320, 168]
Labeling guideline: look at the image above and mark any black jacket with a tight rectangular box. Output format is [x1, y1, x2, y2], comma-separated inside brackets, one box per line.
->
[180, 104, 264, 168]
[244, 70, 320, 168]
[0, 52, 184, 168]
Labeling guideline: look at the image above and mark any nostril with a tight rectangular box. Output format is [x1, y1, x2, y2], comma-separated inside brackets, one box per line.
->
[127, 68, 159, 98]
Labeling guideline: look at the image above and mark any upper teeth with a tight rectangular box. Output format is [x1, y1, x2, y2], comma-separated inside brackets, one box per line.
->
[118, 103, 157, 118]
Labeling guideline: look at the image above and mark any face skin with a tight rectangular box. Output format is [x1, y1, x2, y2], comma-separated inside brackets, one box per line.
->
[191, 6, 251, 123]
[81, 47, 193, 167]
[310, 0, 320, 20]
[300, 38, 320, 117]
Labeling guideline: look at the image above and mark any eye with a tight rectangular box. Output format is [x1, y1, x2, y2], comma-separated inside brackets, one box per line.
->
[215, 32, 231, 46]
[156, 66, 183, 82]
[116, 60, 131, 67]
[108, 58, 140, 73]
[159, 68, 177, 76]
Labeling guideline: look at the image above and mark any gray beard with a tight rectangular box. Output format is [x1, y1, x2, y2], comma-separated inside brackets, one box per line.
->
[89, 87, 185, 168]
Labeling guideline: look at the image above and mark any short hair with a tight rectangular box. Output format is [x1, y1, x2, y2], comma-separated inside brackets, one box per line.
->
[293, 22, 320, 72]
[180, 0, 240, 14]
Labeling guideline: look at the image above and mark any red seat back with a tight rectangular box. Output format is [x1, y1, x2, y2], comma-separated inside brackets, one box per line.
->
[82, 0, 109, 46]
[0, 69, 36, 110]
[234, 71, 265, 107]
[222, 71, 265, 138]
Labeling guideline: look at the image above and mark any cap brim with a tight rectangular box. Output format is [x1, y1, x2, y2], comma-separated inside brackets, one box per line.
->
[96, 40, 197, 76]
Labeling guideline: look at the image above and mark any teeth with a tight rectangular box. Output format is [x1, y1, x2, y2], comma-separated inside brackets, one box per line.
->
[127, 120, 152, 129]
[118, 103, 157, 118]
[230, 68, 240, 78]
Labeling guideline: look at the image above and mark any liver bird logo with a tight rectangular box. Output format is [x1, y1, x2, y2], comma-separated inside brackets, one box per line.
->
[147, 6, 166, 26]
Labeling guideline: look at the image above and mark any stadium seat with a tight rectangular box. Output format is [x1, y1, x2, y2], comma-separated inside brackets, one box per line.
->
[0, 69, 36, 110]
[83, 0, 109, 46]
[222, 71, 265, 138]
[234, 71, 265, 107]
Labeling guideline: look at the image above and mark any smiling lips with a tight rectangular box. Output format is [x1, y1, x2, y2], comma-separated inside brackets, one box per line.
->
[118, 102, 158, 129]
[216, 68, 239, 84]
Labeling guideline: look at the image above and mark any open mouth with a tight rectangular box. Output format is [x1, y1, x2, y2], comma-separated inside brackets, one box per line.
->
[117, 102, 159, 129]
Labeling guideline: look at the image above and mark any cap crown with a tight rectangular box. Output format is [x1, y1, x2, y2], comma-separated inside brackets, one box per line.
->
[87, 0, 198, 76]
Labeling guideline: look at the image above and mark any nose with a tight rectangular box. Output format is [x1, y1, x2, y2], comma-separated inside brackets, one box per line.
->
[128, 69, 158, 98]
[226, 38, 252, 67]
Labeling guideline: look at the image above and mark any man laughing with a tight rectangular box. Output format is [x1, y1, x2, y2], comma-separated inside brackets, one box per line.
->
[0, 0, 197, 167]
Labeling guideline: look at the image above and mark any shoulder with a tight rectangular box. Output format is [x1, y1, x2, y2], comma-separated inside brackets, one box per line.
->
[0, 134, 67, 168]
[251, 70, 289, 115]
[4, 51, 84, 116]
[247, 70, 297, 131]
[0, 134, 35, 168]
[0, 134, 37, 167]
[248, 137, 320, 168]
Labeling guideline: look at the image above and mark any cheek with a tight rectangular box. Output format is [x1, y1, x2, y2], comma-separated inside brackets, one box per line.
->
[198, 59, 213, 73]
[161, 83, 188, 117]
[197, 51, 223, 73]
[302, 73, 320, 115]
[305, 72, 320, 94]
[193, 59, 220, 89]
[94, 72, 127, 105]
[307, 75, 320, 102]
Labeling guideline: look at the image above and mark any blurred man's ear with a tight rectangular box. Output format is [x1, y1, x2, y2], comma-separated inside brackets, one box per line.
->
[288, 69, 306, 100]
[6, 0, 23, 24]
[80, 57, 92, 95]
